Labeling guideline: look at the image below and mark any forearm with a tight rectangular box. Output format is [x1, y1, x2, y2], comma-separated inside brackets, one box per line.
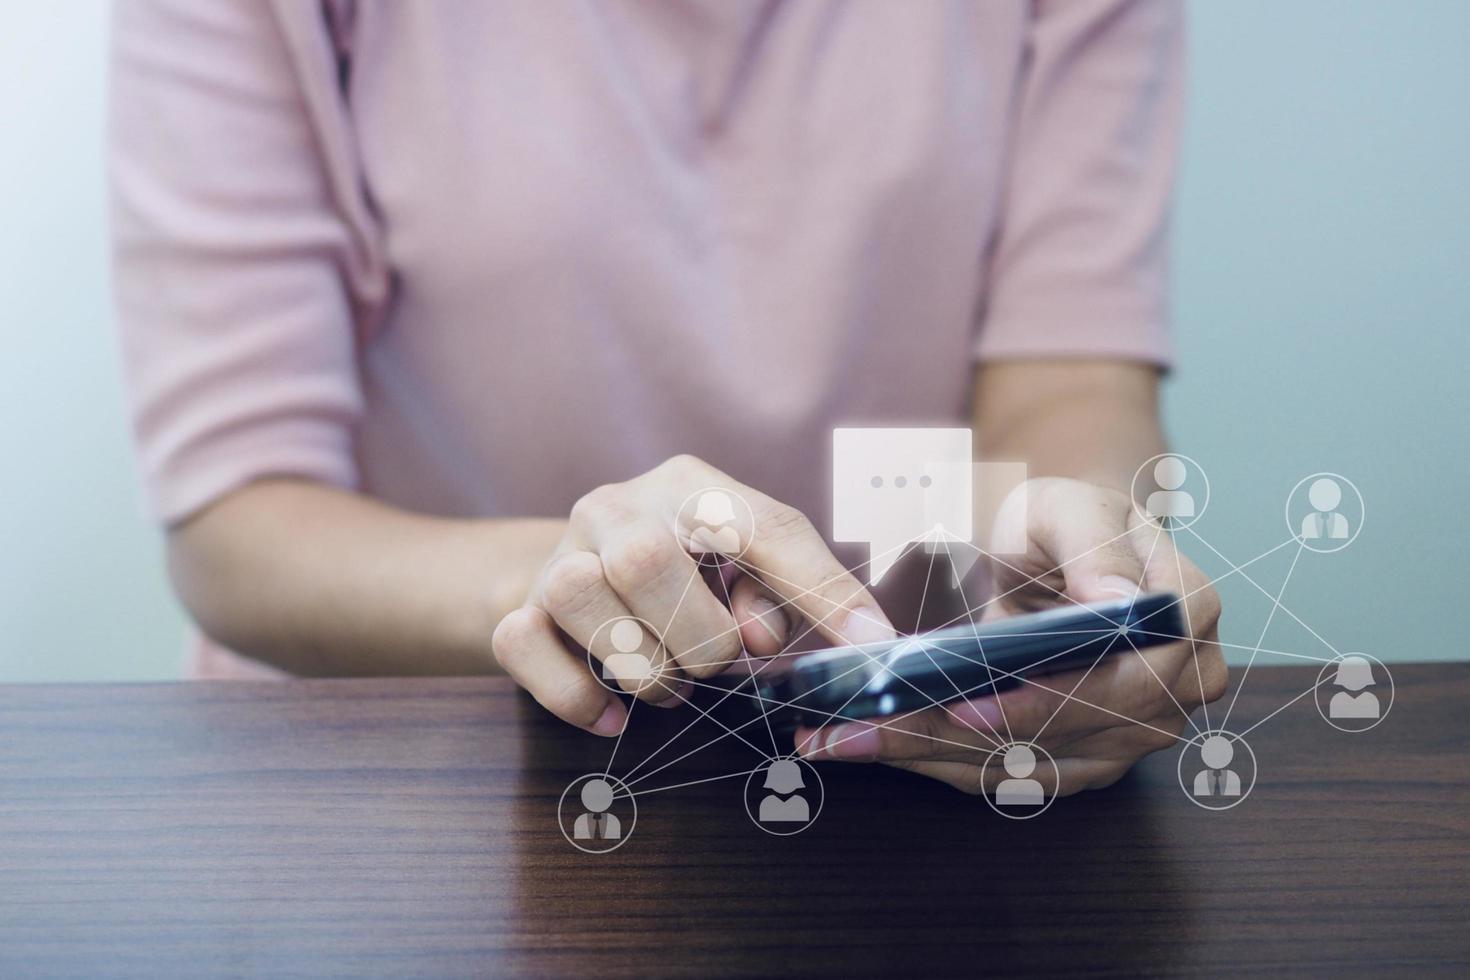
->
[167, 479, 564, 676]
[973, 360, 1166, 493]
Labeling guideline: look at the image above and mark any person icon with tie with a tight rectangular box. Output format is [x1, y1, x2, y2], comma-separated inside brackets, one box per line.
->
[1329, 655, 1380, 719]
[689, 490, 742, 555]
[1145, 455, 1195, 520]
[572, 778, 622, 841]
[1192, 735, 1241, 797]
[1300, 477, 1350, 540]
[994, 744, 1046, 806]
[758, 759, 811, 823]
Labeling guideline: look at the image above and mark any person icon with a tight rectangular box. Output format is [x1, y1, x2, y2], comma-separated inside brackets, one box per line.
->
[994, 744, 1045, 806]
[689, 489, 742, 555]
[1145, 456, 1195, 520]
[602, 618, 653, 683]
[1192, 735, 1241, 797]
[1329, 655, 1380, 719]
[758, 759, 811, 823]
[1300, 477, 1350, 540]
[559, 773, 637, 852]
[572, 778, 622, 840]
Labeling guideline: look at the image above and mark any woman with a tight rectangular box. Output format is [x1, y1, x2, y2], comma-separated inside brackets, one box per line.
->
[110, 0, 1224, 796]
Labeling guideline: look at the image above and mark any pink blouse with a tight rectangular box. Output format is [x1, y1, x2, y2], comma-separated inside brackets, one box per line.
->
[110, 0, 1181, 678]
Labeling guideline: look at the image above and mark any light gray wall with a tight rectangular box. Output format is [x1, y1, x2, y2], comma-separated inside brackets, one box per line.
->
[1, 3, 188, 681]
[1, 1, 1465, 681]
[1168, 0, 1470, 668]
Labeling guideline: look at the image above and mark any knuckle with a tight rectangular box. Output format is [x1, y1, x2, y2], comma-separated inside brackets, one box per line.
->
[1033, 476, 1127, 514]
[1172, 647, 1228, 709]
[1201, 656, 1229, 705]
[539, 552, 607, 619]
[542, 675, 607, 728]
[1026, 476, 1069, 505]
[602, 531, 681, 594]
[1198, 585, 1223, 627]
[1183, 571, 1223, 624]
[757, 502, 817, 543]
[490, 607, 542, 671]
[569, 483, 627, 528]
[659, 453, 708, 479]
[1093, 482, 1134, 516]
[1101, 485, 1133, 511]
[1099, 540, 1143, 578]
[1022, 478, 1067, 526]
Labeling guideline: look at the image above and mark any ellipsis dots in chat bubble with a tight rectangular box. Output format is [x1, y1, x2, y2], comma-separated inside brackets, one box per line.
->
[832, 428, 973, 585]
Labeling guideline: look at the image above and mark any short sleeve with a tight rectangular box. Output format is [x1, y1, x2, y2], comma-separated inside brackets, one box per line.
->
[975, 0, 1183, 366]
[110, 0, 380, 524]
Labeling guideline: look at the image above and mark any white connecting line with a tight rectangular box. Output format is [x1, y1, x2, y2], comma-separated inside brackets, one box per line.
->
[595, 513, 1348, 805]
[1220, 539, 1307, 731]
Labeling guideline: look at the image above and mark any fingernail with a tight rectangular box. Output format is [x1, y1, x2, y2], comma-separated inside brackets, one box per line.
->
[953, 696, 1004, 731]
[823, 722, 882, 760]
[1096, 575, 1142, 600]
[589, 701, 626, 736]
[842, 606, 895, 646]
[749, 597, 789, 645]
[653, 680, 693, 707]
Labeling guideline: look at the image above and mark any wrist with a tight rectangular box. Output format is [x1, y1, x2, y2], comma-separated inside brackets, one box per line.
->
[462, 517, 566, 662]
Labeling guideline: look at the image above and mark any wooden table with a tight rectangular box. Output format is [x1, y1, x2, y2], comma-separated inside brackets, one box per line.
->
[2, 664, 1467, 977]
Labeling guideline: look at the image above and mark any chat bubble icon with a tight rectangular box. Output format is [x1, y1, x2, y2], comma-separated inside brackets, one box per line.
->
[923, 460, 1029, 585]
[833, 428, 973, 585]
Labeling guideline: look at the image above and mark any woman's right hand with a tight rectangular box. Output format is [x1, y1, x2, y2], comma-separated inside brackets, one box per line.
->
[491, 455, 894, 736]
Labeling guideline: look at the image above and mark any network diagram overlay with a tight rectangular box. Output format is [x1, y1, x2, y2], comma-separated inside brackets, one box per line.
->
[556, 457, 1380, 852]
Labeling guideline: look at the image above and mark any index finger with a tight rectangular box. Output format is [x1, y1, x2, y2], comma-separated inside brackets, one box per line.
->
[660, 458, 894, 648]
[735, 497, 894, 647]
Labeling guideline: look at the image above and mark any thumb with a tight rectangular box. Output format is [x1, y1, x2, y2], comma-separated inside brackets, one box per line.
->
[729, 574, 792, 658]
[1022, 479, 1155, 604]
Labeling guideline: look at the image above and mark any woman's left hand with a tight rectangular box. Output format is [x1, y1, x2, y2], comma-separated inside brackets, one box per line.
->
[793, 477, 1227, 797]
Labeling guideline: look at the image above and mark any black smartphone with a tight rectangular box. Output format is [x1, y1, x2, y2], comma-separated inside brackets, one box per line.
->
[750, 592, 1185, 727]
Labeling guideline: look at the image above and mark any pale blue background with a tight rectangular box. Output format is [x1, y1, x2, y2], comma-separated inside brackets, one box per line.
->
[1, 1, 1466, 681]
